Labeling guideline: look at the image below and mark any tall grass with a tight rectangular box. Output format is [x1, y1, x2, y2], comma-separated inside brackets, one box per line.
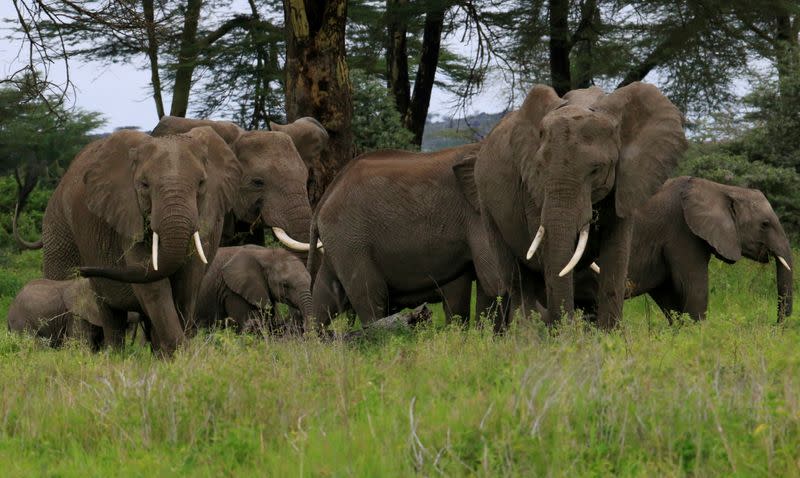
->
[1, 250, 798, 476]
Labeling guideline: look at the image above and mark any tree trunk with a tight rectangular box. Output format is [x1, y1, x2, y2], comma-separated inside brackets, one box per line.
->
[143, 0, 165, 119]
[283, 0, 353, 206]
[548, 0, 571, 96]
[775, 13, 799, 101]
[571, 0, 598, 89]
[405, 4, 446, 147]
[386, 0, 410, 117]
[169, 0, 203, 117]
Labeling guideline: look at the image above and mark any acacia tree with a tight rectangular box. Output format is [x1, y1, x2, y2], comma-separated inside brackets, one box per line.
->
[283, 0, 353, 205]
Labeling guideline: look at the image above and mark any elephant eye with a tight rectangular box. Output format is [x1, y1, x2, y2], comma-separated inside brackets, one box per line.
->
[761, 220, 770, 229]
[138, 180, 150, 190]
[199, 178, 207, 190]
[251, 178, 265, 188]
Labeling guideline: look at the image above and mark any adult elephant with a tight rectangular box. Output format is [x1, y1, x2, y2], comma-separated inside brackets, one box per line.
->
[152, 116, 327, 250]
[44, 127, 240, 355]
[456, 82, 688, 328]
[573, 177, 793, 322]
[196, 245, 313, 333]
[308, 144, 507, 327]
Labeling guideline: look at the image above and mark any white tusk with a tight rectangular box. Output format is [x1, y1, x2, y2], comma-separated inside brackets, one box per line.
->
[590, 262, 600, 274]
[778, 256, 792, 272]
[558, 227, 589, 278]
[193, 231, 208, 264]
[272, 227, 322, 252]
[152, 231, 159, 271]
[526, 226, 545, 260]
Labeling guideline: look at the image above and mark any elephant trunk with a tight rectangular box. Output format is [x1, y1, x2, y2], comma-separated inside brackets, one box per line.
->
[775, 250, 793, 323]
[297, 289, 314, 323]
[539, 187, 592, 324]
[79, 195, 200, 283]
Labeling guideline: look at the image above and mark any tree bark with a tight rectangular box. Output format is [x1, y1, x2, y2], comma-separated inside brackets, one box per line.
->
[571, 0, 598, 89]
[386, 0, 410, 117]
[283, 0, 353, 206]
[774, 13, 799, 100]
[169, 0, 203, 117]
[405, 4, 446, 147]
[142, 0, 165, 119]
[548, 0, 571, 95]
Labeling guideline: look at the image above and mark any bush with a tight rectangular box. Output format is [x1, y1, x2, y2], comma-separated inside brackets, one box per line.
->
[350, 69, 416, 155]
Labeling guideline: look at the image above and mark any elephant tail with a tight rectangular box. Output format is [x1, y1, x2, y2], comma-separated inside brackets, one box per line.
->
[13, 200, 43, 250]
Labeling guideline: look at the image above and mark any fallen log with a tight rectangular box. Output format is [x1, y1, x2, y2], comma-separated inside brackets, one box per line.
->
[343, 304, 432, 339]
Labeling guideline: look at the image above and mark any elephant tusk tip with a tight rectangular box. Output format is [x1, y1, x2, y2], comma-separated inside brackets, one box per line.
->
[590, 262, 600, 274]
[778, 256, 792, 271]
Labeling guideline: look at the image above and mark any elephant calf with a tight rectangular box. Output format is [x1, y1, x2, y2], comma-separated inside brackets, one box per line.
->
[575, 176, 793, 322]
[197, 245, 313, 333]
[7, 278, 105, 347]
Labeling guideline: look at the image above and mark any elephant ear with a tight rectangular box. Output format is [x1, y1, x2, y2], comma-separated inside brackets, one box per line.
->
[63, 279, 103, 327]
[221, 250, 271, 307]
[452, 147, 481, 211]
[185, 127, 242, 229]
[270, 117, 329, 168]
[594, 82, 688, 218]
[681, 177, 742, 262]
[83, 130, 151, 241]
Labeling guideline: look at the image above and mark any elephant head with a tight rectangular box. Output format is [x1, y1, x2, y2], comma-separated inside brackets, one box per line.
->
[230, 131, 318, 249]
[269, 117, 329, 169]
[221, 246, 313, 325]
[681, 177, 793, 321]
[152, 116, 326, 251]
[79, 127, 241, 282]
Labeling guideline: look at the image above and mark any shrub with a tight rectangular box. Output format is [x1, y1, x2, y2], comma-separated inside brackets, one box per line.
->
[350, 69, 416, 155]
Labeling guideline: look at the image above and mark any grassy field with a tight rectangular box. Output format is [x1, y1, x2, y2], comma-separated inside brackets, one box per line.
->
[1, 250, 799, 476]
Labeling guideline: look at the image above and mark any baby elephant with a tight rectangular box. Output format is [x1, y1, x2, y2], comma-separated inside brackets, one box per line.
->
[197, 245, 313, 333]
[575, 176, 793, 322]
[7, 278, 105, 347]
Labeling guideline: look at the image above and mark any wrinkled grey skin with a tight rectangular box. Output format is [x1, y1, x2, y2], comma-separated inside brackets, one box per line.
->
[7, 278, 104, 348]
[458, 82, 687, 329]
[152, 116, 328, 247]
[308, 144, 507, 328]
[269, 117, 329, 169]
[197, 245, 313, 332]
[43, 128, 241, 355]
[573, 177, 793, 322]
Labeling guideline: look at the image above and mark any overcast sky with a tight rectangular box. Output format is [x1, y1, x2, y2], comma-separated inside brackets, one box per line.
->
[0, 3, 509, 133]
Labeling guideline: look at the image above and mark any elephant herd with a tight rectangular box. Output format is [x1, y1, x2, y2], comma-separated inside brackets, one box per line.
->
[6, 82, 793, 355]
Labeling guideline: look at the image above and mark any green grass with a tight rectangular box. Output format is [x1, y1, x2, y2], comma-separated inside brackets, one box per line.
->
[1, 249, 799, 476]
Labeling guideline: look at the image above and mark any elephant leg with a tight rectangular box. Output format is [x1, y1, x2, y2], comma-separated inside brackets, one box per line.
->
[102, 308, 130, 350]
[312, 259, 348, 329]
[171, 265, 205, 336]
[596, 218, 634, 330]
[469, 216, 519, 330]
[132, 281, 184, 356]
[647, 285, 683, 325]
[338, 261, 387, 325]
[508, 265, 544, 325]
[439, 274, 473, 325]
[223, 294, 258, 333]
[672, 266, 708, 322]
